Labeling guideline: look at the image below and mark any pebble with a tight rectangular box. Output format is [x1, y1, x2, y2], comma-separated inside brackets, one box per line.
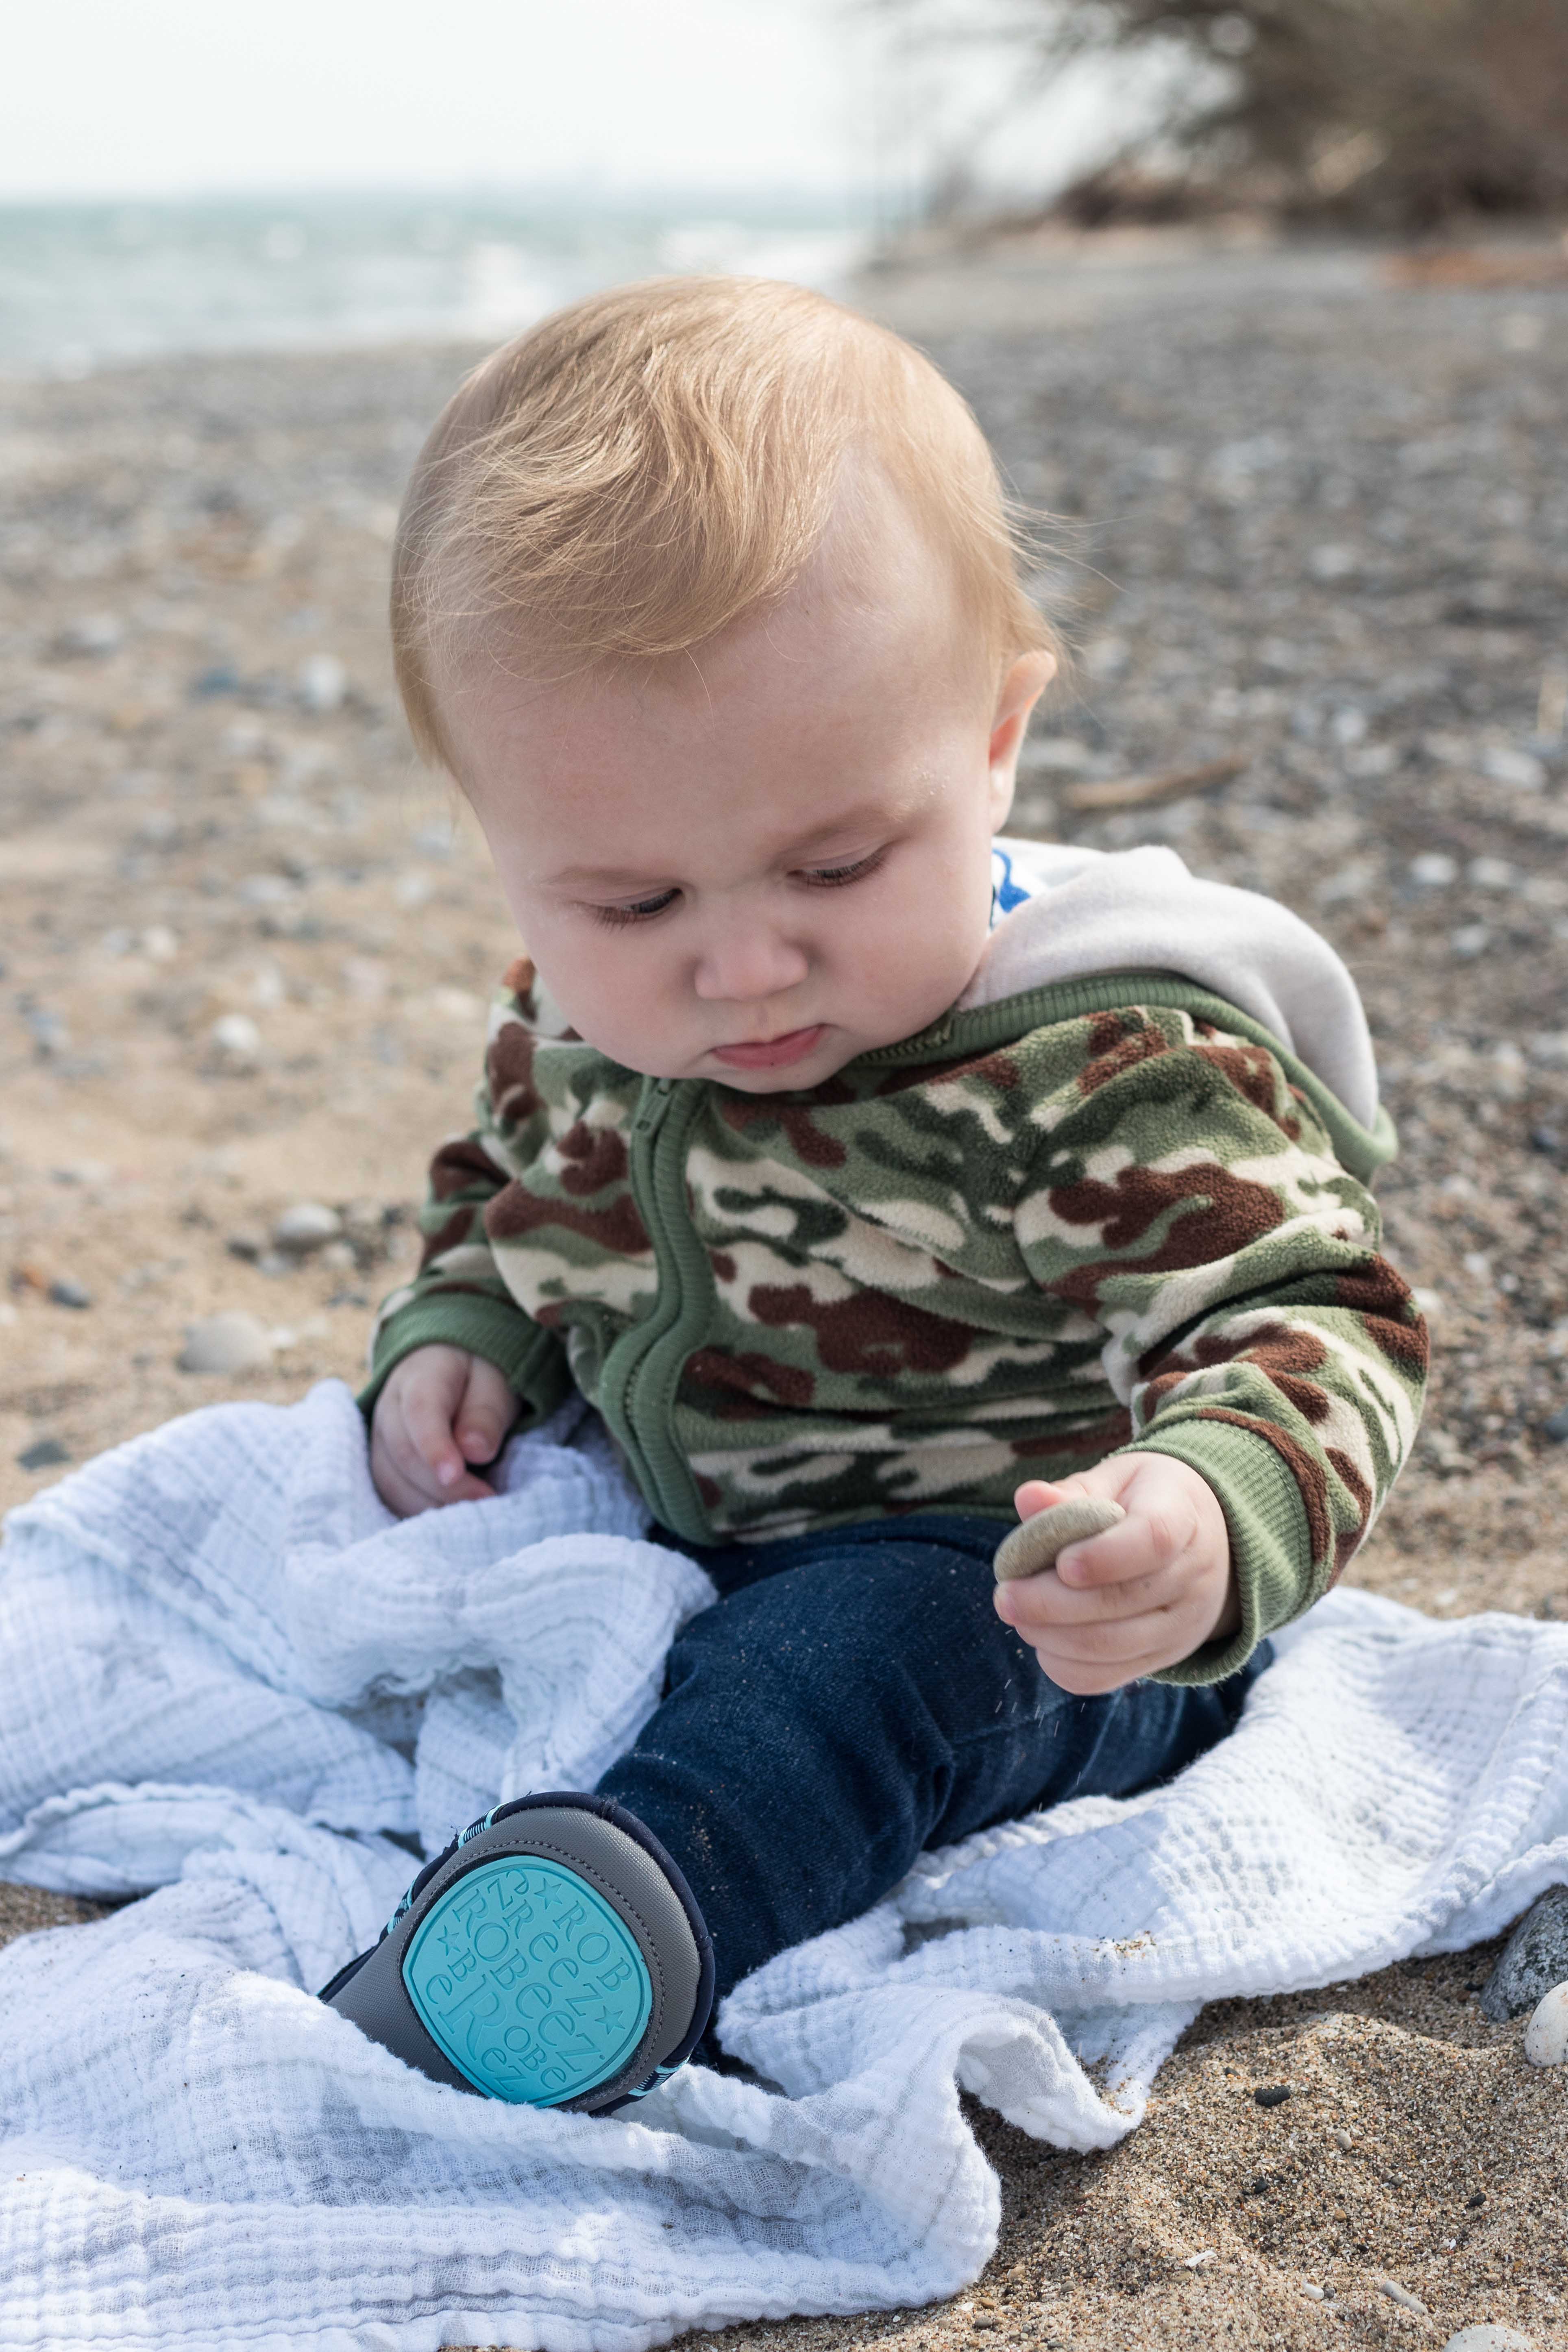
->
[225, 1230, 268, 1262]
[1542, 1406, 1568, 1444]
[236, 873, 298, 908]
[297, 652, 346, 712]
[1480, 1884, 1568, 2019]
[54, 612, 123, 657]
[993, 1496, 1126, 1582]
[176, 1311, 275, 1375]
[1522, 1980, 1568, 2067]
[1254, 2084, 1291, 2108]
[24, 1004, 70, 1056]
[1377, 2278, 1428, 2315]
[1481, 745, 1547, 791]
[47, 1277, 92, 1309]
[1441, 2330, 1538, 2352]
[271, 1202, 342, 1254]
[17, 1437, 72, 1470]
[339, 1198, 385, 1242]
[209, 1013, 262, 1069]
[1410, 852, 1458, 887]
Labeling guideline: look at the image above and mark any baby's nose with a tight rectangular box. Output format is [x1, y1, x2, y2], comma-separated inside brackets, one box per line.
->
[692, 922, 810, 1003]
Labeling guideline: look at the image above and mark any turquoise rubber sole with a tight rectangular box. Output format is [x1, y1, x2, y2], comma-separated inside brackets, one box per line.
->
[402, 1855, 654, 2106]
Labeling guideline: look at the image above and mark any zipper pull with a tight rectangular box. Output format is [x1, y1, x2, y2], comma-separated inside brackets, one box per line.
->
[632, 1077, 676, 1137]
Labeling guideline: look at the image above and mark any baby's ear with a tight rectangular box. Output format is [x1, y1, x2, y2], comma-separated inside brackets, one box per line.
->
[987, 649, 1056, 825]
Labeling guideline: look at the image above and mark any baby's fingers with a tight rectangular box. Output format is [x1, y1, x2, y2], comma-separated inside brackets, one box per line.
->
[1053, 1503, 1200, 1592]
[391, 1382, 494, 1505]
[398, 1376, 471, 1489]
[997, 1559, 1180, 1633]
[372, 1433, 446, 1520]
[455, 1357, 515, 1468]
[1030, 1632, 1180, 1697]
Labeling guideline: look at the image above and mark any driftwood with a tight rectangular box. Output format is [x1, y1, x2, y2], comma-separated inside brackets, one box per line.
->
[1060, 754, 1246, 813]
[1385, 244, 1568, 291]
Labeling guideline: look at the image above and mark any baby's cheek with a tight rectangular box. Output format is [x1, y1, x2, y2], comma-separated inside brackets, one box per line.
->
[841, 909, 977, 1043]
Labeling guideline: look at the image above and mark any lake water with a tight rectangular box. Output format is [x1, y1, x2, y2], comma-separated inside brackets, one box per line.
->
[0, 189, 873, 377]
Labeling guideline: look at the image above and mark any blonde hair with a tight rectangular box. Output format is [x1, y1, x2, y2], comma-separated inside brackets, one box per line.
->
[392, 275, 1060, 769]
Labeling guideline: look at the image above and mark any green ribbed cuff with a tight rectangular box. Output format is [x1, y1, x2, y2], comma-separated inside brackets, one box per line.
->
[1110, 1420, 1316, 1686]
[358, 1291, 572, 1426]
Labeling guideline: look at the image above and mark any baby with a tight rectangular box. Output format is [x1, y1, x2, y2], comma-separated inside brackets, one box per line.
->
[320, 278, 1427, 2115]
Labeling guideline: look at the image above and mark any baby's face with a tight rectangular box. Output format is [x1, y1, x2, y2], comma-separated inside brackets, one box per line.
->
[445, 483, 1050, 1092]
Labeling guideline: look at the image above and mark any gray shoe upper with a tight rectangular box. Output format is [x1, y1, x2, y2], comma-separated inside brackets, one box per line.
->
[323, 1801, 705, 2113]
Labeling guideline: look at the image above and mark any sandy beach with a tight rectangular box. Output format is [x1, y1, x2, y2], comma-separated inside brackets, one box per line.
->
[2, 230, 1566, 2345]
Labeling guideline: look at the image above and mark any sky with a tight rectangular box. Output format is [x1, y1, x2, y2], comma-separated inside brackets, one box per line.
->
[0, 0, 886, 202]
[0, 0, 1144, 213]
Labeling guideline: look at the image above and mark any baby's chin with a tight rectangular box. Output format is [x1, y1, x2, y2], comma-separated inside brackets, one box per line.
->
[695, 1031, 861, 1093]
[590, 1006, 951, 1091]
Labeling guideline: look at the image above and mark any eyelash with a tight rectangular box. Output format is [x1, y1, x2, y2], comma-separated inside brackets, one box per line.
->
[804, 849, 884, 889]
[589, 849, 885, 928]
[593, 890, 679, 929]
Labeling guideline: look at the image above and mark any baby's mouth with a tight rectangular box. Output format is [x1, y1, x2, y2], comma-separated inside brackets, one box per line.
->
[710, 1024, 827, 1071]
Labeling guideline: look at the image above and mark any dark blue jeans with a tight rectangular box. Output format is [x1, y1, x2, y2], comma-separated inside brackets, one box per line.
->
[594, 1513, 1271, 2003]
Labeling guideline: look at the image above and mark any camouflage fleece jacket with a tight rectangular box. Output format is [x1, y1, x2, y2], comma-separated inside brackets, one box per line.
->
[366, 840, 1428, 1684]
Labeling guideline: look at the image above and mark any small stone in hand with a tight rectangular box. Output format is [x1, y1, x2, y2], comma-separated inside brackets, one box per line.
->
[993, 1496, 1126, 1583]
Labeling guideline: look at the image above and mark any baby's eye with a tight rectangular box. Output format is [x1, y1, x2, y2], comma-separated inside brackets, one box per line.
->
[798, 849, 885, 889]
[592, 888, 680, 928]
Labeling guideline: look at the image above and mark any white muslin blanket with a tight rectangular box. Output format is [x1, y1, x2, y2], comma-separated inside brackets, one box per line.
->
[2, 1382, 1566, 2352]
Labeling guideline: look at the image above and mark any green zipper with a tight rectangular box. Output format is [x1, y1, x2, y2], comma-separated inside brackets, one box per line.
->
[597, 1076, 716, 1542]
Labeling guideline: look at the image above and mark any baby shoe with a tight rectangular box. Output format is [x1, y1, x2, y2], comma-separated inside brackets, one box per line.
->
[318, 1790, 714, 2113]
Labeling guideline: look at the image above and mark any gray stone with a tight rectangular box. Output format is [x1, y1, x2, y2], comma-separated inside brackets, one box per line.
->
[47, 1277, 93, 1309]
[339, 1197, 384, 1242]
[55, 613, 124, 657]
[225, 1230, 267, 1262]
[272, 1202, 342, 1254]
[17, 1437, 72, 1470]
[1377, 2279, 1428, 2315]
[1481, 1884, 1568, 2019]
[177, 1311, 275, 1375]
[1482, 745, 1547, 792]
[993, 1496, 1126, 1582]
[1441, 2329, 1537, 2352]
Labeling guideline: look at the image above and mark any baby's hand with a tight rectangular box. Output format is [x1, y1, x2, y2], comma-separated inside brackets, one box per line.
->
[370, 1345, 516, 1518]
[993, 1453, 1239, 1693]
